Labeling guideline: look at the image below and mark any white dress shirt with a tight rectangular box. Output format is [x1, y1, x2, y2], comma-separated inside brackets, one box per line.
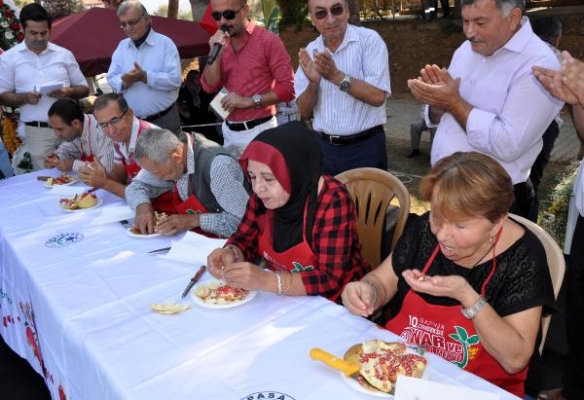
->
[0, 41, 88, 125]
[426, 17, 564, 184]
[107, 29, 181, 119]
[294, 25, 391, 136]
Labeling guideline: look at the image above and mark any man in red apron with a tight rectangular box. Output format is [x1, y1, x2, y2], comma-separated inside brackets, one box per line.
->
[45, 99, 115, 174]
[77, 93, 174, 212]
[126, 128, 249, 238]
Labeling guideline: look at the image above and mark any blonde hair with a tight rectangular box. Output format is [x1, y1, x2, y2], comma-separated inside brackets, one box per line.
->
[420, 152, 514, 223]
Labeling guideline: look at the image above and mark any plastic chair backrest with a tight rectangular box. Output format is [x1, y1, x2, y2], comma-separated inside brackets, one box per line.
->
[509, 213, 565, 356]
[336, 168, 410, 269]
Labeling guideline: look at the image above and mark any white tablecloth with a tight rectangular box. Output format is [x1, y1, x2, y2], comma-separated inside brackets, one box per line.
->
[0, 170, 520, 400]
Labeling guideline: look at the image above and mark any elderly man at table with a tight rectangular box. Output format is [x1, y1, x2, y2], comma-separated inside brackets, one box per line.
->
[44, 99, 115, 174]
[78, 93, 161, 202]
[201, 0, 295, 157]
[0, 3, 89, 173]
[126, 128, 248, 238]
[107, 0, 182, 136]
[295, 0, 391, 175]
[407, 0, 563, 219]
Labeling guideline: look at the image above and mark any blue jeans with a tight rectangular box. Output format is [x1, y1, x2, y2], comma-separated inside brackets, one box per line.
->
[0, 139, 14, 178]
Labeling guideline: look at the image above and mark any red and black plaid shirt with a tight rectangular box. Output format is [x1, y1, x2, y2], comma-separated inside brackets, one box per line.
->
[227, 175, 370, 301]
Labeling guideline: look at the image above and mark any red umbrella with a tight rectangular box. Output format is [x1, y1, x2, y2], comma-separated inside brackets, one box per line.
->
[51, 7, 211, 76]
[200, 4, 218, 36]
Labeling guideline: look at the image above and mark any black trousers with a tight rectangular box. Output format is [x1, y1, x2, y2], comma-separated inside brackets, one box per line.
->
[529, 120, 560, 222]
[563, 214, 584, 398]
[510, 180, 534, 219]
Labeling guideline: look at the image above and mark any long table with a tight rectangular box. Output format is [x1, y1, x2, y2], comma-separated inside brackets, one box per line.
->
[0, 170, 520, 399]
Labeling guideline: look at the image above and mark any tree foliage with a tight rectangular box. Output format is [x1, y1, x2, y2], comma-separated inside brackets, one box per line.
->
[41, 0, 84, 20]
[277, 0, 308, 28]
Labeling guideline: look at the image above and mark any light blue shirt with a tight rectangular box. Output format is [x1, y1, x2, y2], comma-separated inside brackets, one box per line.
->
[107, 29, 181, 119]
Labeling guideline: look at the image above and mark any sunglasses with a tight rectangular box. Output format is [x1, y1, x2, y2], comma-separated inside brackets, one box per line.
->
[313, 4, 345, 20]
[211, 5, 244, 21]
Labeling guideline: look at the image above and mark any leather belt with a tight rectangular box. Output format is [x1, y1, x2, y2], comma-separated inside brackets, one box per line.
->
[25, 121, 50, 128]
[317, 125, 383, 146]
[144, 103, 175, 122]
[226, 116, 273, 132]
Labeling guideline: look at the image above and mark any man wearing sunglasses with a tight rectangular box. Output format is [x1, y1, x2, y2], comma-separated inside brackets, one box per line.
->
[78, 93, 175, 214]
[107, 0, 182, 137]
[201, 0, 295, 158]
[295, 0, 391, 176]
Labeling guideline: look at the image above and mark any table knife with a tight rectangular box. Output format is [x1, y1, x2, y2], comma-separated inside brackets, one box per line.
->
[148, 246, 171, 254]
[309, 348, 360, 378]
[181, 265, 206, 299]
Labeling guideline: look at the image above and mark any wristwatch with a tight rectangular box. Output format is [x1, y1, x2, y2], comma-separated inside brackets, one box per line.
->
[339, 75, 351, 92]
[460, 296, 487, 319]
[252, 94, 262, 108]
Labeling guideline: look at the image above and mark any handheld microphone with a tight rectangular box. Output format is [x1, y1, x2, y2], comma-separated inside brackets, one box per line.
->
[207, 25, 229, 65]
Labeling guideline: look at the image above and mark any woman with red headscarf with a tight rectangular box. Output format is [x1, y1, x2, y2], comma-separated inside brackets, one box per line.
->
[207, 121, 370, 302]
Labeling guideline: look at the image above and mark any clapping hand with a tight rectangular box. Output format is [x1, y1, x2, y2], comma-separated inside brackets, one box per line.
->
[408, 65, 462, 112]
[298, 48, 322, 85]
[121, 62, 147, 89]
[313, 49, 342, 83]
[533, 51, 584, 106]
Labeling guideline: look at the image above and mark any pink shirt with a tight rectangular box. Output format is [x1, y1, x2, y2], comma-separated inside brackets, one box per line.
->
[201, 21, 294, 122]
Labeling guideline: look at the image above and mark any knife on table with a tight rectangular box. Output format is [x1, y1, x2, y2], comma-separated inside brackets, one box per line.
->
[148, 246, 171, 254]
[309, 348, 360, 378]
[181, 265, 206, 299]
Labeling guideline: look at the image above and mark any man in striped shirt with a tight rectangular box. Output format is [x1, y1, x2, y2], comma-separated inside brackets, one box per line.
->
[296, 0, 391, 175]
[45, 99, 115, 174]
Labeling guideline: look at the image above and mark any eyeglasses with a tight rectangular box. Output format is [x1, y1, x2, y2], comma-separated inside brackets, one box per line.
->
[120, 14, 144, 29]
[98, 110, 128, 130]
[313, 4, 345, 20]
[211, 5, 244, 21]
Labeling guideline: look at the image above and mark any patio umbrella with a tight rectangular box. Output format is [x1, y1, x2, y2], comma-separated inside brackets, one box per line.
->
[51, 7, 211, 77]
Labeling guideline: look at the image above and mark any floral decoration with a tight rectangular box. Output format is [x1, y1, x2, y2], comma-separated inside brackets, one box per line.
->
[0, 0, 24, 50]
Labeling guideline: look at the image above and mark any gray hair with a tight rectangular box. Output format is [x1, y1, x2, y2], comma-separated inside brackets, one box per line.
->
[461, 0, 523, 17]
[135, 129, 183, 165]
[117, 0, 148, 17]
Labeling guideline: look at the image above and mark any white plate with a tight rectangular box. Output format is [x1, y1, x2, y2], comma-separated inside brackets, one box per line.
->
[341, 373, 392, 398]
[44, 176, 78, 187]
[126, 227, 161, 239]
[60, 198, 103, 212]
[341, 343, 428, 398]
[191, 280, 257, 309]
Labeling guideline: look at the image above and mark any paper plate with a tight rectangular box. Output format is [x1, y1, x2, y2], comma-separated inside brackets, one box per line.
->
[61, 198, 103, 212]
[191, 280, 257, 309]
[44, 176, 78, 187]
[126, 227, 161, 239]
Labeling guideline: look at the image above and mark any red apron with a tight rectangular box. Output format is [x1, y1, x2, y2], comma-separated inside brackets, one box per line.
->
[80, 115, 97, 162]
[385, 242, 526, 397]
[172, 181, 218, 238]
[79, 142, 95, 163]
[257, 208, 324, 297]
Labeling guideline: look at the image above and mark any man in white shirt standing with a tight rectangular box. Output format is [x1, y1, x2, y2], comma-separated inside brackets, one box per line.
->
[107, 0, 182, 136]
[295, 0, 391, 175]
[0, 3, 89, 173]
[408, 0, 563, 218]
